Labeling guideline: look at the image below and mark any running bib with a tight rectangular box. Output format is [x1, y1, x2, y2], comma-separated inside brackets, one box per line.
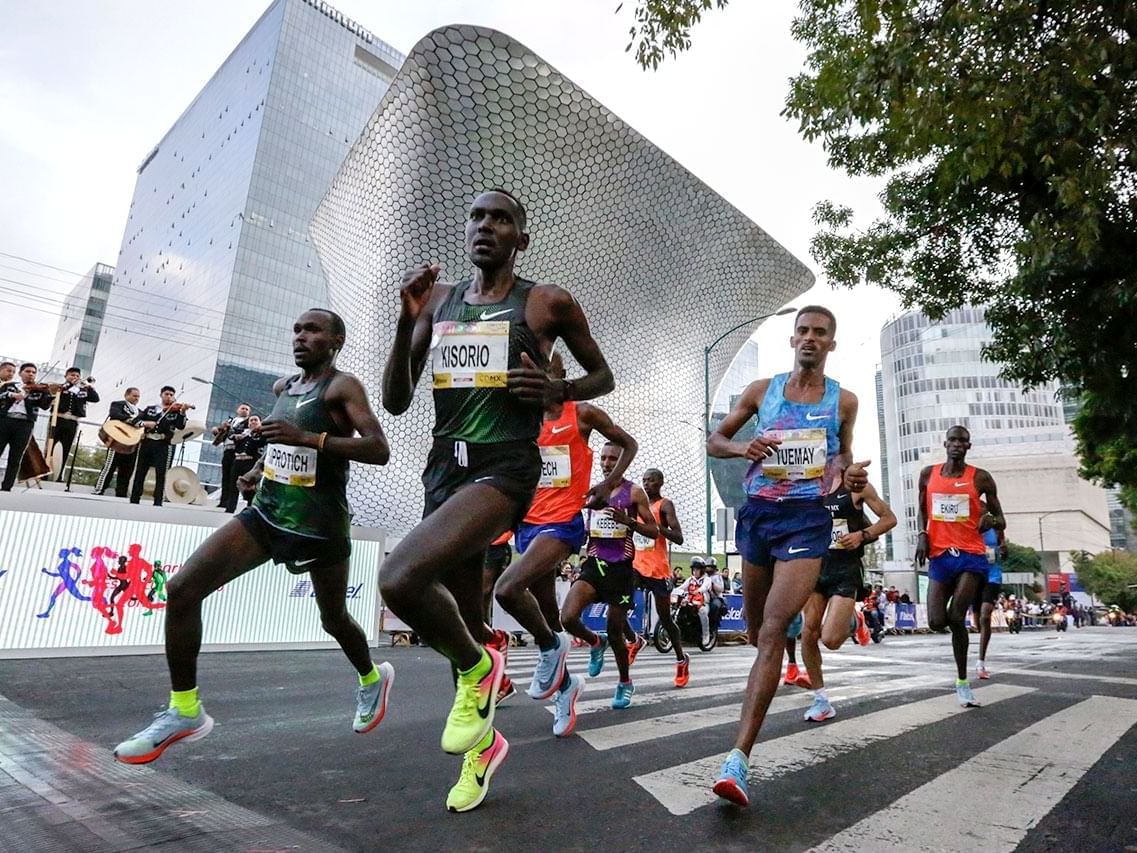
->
[538, 445, 571, 488]
[589, 510, 629, 539]
[431, 320, 509, 388]
[829, 518, 850, 550]
[762, 428, 828, 480]
[931, 493, 970, 523]
[633, 532, 656, 551]
[263, 444, 317, 487]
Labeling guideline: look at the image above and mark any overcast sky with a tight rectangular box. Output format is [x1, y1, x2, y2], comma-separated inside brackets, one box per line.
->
[0, 0, 902, 477]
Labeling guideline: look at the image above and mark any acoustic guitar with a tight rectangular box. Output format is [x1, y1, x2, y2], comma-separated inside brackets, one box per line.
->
[99, 420, 144, 454]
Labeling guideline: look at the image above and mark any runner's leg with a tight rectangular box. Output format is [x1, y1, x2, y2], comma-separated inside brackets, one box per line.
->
[820, 595, 857, 650]
[496, 535, 572, 648]
[607, 605, 631, 682]
[560, 580, 601, 647]
[309, 561, 373, 675]
[654, 590, 684, 660]
[800, 592, 827, 688]
[946, 573, 983, 681]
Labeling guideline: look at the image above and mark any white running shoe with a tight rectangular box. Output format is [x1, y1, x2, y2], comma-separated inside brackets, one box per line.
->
[956, 682, 981, 707]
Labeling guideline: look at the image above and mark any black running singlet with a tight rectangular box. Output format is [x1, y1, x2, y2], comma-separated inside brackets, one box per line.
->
[429, 278, 546, 443]
[822, 489, 868, 561]
[253, 372, 350, 539]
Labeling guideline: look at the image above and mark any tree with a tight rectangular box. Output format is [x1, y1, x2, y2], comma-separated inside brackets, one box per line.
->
[628, 1, 1137, 511]
[1002, 541, 1042, 578]
[621, 0, 729, 70]
[1071, 549, 1137, 612]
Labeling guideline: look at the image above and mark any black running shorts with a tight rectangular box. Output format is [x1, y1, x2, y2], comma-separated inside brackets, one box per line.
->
[237, 507, 351, 575]
[422, 437, 541, 525]
[578, 556, 637, 608]
[816, 556, 863, 600]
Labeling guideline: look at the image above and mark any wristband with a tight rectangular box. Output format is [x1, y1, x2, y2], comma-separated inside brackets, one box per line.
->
[317, 432, 328, 451]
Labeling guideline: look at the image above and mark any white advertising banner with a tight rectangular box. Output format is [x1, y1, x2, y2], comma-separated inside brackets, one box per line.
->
[0, 509, 383, 657]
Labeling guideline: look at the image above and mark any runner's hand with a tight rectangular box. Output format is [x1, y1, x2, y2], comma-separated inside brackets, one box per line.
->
[607, 506, 634, 527]
[257, 419, 310, 446]
[978, 511, 997, 532]
[743, 434, 781, 462]
[838, 530, 865, 549]
[914, 533, 928, 568]
[398, 263, 440, 320]
[507, 352, 556, 405]
[584, 480, 613, 509]
[843, 460, 871, 493]
[236, 472, 259, 498]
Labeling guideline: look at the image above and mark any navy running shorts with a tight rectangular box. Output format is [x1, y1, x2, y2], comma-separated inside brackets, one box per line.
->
[735, 497, 832, 566]
[928, 549, 989, 584]
[515, 514, 587, 555]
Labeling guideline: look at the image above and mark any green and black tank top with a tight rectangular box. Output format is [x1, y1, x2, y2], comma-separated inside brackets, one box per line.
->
[429, 277, 546, 444]
[252, 372, 350, 539]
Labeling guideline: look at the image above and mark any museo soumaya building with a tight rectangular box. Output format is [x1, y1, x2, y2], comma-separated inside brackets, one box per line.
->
[312, 25, 814, 544]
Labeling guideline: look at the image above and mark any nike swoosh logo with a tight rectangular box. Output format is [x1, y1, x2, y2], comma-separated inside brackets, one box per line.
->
[788, 546, 809, 554]
[295, 396, 315, 408]
[805, 413, 826, 421]
[479, 308, 512, 320]
[954, 482, 968, 487]
[550, 424, 572, 434]
[293, 557, 320, 566]
[477, 693, 492, 719]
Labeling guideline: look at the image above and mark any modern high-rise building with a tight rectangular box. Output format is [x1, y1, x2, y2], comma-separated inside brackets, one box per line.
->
[91, 0, 403, 484]
[49, 262, 114, 376]
[874, 367, 893, 560]
[879, 307, 1085, 561]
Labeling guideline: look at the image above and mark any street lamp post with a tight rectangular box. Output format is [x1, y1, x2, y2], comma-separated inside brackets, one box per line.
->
[703, 306, 796, 555]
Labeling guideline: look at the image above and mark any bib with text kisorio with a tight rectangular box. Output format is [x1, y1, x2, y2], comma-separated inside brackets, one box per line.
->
[263, 444, 317, 487]
[931, 493, 970, 523]
[762, 428, 827, 480]
[431, 320, 509, 388]
[538, 445, 571, 488]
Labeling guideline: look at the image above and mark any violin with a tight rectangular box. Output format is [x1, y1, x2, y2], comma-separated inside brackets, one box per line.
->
[19, 383, 63, 394]
[163, 402, 196, 414]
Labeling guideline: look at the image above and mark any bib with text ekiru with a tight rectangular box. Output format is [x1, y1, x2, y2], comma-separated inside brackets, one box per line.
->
[762, 428, 828, 480]
[538, 445, 571, 488]
[263, 443, 317, 487]
[931, 493, 970, 523]
[431, 320, 509, 389]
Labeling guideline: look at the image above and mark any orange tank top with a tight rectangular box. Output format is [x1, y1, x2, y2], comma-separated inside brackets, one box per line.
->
[523, 401, 593, 525]
[925, 464, 985, 557]
[633, 499, 672, 579]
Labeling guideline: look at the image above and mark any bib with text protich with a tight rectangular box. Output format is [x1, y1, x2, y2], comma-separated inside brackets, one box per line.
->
[762, 428, 828, 480]
[263, 444, 317, 487]
[538, 445, 571, 488]
[590, 510, 629, 539]
[829, 518, 850, 550]
[931, 493, 970, 523]
[431, 320, 509, 388]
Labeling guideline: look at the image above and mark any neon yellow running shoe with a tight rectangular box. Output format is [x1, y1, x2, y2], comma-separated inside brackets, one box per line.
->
[440, 647, 504, 754]
[446, 729, 510, 813]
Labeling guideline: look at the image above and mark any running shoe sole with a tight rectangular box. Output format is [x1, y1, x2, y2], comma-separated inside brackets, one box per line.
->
[354, 662, 395, 734]
[447, 734, 510, 813]
[114, 713, 215, 765]
[805, 707, 836, 722]
[712, 777, 749, 807]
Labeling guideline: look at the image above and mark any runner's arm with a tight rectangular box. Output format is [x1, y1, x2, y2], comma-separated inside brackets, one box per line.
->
[975, 469, 1006, 531]
[658, 498, 684, 546]
[835, 388, 859, 477]
[323, 374, 389, 465]
[610, 485, 659, 540]
[382, 266, 443, 415]
[544, 287, 614, 403]
[848, 482, 897, 548]
[914, 466, 932, 566]
[707, 379, 773, 459]
[578, 403, 637, 502]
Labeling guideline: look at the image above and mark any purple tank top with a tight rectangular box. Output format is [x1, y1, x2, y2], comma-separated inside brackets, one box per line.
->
[586, 480, 635, 563]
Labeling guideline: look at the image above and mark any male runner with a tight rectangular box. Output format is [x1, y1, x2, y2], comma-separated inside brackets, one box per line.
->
[801, 478, 896, 721]
[915, 425, 1005, 707]
[707, 306, 859, 807]
[631, 468, 691, 685]
[560, 442, 658, 709]
[113, 309, 392, 764]
[975, 512, 1006, 679]
[494, 353, 636, 736]
[379, 189, 613, 813]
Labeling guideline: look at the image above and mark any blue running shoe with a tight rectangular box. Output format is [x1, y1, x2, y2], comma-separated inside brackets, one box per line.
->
[552, 674, 585, 737]
[612, 680, 635, 709]
[956, 681, 980, 708]
[588, 632, 608, 677]
[803, 695, 836, 722]
[527, 633, 569, 700]
[713, 749, 750, 807]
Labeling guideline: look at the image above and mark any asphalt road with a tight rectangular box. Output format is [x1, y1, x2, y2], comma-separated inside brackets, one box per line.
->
[2, 627, 1135, 852]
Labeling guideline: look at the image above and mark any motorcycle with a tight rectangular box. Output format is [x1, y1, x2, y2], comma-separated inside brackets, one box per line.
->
[654, 591, 717, 652]
[1052, 611, 1068, 632]
[1005, 608, 1022, 634]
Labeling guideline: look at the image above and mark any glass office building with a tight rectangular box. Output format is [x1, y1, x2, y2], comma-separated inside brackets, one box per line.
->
[49, 262, 114, 376]
[91, 0, 402, 484]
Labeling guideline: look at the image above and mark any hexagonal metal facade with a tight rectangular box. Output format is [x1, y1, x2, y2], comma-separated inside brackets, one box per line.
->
[311, 25, 814, 542]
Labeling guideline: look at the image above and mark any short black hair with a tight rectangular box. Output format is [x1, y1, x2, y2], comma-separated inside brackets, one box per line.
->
[161, 385, 176, 394]
[946, 424, 971, 440]
[125, 387, 139, 395]
[306, 307, 346, 338]
[238, 402, 251, 409]
[485, 188, 527, 230]
[19, 362, 36, 372]
[0, 361, 14, 369]
[644, 468, 663, 481]
[66, 366, 81, 375]
[795, 305, 837, 334]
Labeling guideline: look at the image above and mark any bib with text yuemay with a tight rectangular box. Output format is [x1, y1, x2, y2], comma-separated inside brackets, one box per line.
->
[590, 510, 629, 539]
[538, 445, 571, 488]
[762, 428, 828, 480]
[829, 518, 850, 549]
[431, 320, 509, 388]
[263, 444, 317, 487]
[931, 493, 970, 523]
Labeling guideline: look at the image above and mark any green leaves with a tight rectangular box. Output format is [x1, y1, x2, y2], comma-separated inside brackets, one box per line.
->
[1071, 550, 1137, 612]
[622, 0, 731, 70]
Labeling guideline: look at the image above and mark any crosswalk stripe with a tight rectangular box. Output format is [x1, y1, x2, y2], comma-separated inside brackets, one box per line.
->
[633, 683, 1035, 815]
[579, 674, 947, 750]
[998, 667, 1137, 687]
[811, 695, 1137, 851]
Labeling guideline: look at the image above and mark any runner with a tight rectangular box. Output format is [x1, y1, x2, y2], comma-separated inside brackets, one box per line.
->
[914, 425, 1005, 707]
[631, 468, 691, 686]
[975, 514, 1006, 680]
[707, 305, 860, 807]
[494, 353, 637, 736]
[379, 189, 614, 812]
[560, 441, 658, 709]
[113, 309, 392, 764]
[800, 478, 896, 721]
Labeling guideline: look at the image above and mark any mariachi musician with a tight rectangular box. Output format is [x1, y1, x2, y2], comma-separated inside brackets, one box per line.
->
[129, 385, 190, 507]
[0, 361, 55, 492]
[212, 402, 251, 513]
[95, 387, 144, 498]
[52, 367, 100, 481]
[229, 414, 266, 511]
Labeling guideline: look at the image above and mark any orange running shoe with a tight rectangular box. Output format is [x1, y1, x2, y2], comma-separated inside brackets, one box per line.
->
[626, 633, 647, 667]
[496, 673, 516, 706]
[675, 653, 690, 688]
[854, 609, 871, 647]
[794, 670, 813, 689]
[784, 663, 801, 686]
